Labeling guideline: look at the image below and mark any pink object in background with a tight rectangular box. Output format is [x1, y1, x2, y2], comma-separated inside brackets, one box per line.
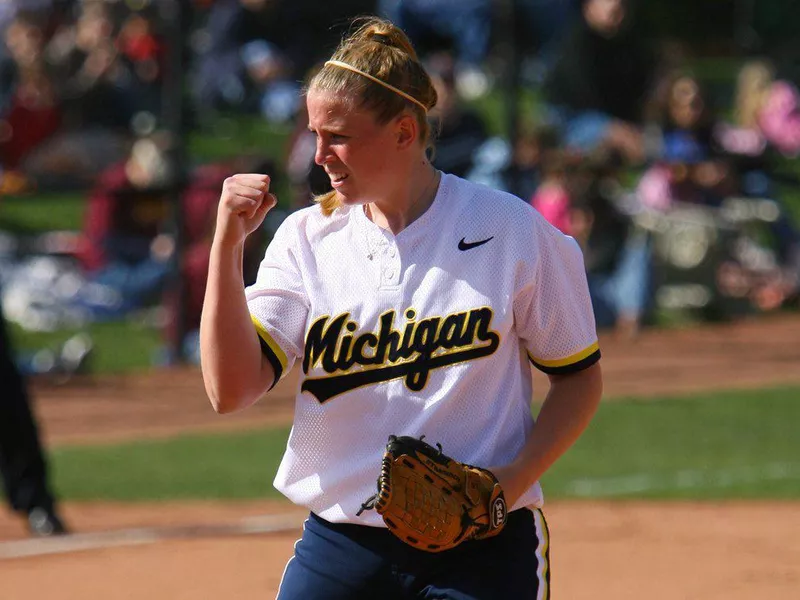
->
[758, 81, 800, 157]
[636, 165, 673, 212]
[531, 183, 572, 234]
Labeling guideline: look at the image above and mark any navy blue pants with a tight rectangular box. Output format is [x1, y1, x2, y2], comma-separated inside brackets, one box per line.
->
[277, 508, 551, 600]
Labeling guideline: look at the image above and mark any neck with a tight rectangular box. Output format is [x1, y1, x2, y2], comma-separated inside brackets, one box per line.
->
[366, 161, 439, 234]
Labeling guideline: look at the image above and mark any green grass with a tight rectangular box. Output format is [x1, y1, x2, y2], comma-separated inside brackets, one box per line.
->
[540, 386, 800, 499]
[465, 87, 544, 137]
[52, 427, 291, 501]
[188, 115, 293, 162]
[0, 192, 85, 233]
[49, 386, 800, 502]
[10, 319, 164, 374]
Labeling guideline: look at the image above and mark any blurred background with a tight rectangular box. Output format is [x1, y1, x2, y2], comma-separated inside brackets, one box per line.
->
[1, 3, 799, 597]
[1, 0, 799, 375]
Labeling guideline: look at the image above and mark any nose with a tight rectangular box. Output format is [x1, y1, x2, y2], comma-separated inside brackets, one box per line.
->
[314, 135, 331, 166]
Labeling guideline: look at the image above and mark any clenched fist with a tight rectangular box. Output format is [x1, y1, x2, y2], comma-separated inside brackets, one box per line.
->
[215, 173, 277, 246]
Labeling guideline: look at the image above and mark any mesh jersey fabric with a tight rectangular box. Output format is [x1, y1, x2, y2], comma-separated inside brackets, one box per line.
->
[245, 172, 600, 526]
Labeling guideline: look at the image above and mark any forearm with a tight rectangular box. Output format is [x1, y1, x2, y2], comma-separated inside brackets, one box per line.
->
[497, 363, 603, 504]
[200, 239, 273, 413]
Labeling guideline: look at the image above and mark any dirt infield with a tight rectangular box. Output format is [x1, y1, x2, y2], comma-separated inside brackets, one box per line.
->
[1, 501, 797, 599]
[1, 314, 800, 598]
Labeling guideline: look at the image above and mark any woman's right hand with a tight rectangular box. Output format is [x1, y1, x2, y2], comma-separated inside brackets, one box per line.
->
[215, 173, 277, 247]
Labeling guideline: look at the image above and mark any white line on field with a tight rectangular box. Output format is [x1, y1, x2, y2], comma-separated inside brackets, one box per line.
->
[563, 463, 800, 497]
[0, 512, 306, 560]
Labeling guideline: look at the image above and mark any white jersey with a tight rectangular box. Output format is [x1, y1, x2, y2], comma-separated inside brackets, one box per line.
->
[246, 173, 600, 526]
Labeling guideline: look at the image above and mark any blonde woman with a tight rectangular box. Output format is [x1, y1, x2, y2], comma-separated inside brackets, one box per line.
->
[201, 17, 603, 599]
[715, 60, 800, 309]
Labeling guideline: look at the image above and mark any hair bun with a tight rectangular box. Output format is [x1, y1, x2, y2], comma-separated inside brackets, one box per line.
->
[370, 32, 392, 45]
[347, 17, 419, 61]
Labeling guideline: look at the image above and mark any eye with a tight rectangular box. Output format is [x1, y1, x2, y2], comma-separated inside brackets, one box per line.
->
[330, 133, 348, 142]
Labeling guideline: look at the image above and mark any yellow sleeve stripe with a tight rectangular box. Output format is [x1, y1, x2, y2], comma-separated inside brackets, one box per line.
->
[251, 314, 288, 376]
[528, 341, 600, 368]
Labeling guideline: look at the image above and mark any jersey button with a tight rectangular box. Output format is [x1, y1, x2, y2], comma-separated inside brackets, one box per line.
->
[385, 270, 394, 279]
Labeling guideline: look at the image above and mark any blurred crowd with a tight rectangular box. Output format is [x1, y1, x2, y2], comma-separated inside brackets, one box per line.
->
[1, 0, 800, 369]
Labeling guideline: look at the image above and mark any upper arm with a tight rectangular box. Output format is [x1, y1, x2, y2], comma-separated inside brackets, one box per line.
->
[246, 218, 309, 388]
[547, 360, 603, 388]
[514, 214, 601, 376]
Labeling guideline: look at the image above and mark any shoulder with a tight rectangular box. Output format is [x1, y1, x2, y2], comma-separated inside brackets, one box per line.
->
[443, 173, 565, 252]
[446, 173, 543, 227]
[272, 202, 354, 248]
[446, 173, 526, 208]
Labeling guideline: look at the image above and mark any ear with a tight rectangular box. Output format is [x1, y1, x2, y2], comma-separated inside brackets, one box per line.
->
[394, 113, 419, 150]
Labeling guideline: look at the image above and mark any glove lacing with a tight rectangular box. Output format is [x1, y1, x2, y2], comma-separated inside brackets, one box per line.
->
[356, 435, 443, 517]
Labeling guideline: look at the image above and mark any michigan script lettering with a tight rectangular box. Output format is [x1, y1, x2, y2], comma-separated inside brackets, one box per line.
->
[301, 307, 499, 402]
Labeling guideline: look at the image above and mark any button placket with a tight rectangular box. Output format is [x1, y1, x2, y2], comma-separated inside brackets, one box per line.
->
[381, 239, 401, 286]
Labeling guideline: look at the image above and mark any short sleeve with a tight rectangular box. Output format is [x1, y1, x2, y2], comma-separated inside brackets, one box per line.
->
[514, 214, 600, 375]
[245, 216, 309, 385]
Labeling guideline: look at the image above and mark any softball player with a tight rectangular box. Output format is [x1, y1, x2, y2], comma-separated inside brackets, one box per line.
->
[200, 17, 603, 599]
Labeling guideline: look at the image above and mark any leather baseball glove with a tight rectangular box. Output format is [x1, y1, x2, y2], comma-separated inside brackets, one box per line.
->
[356, 435, 507, 552]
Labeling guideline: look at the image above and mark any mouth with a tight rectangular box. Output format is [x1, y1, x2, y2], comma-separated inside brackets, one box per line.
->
[327, 172, 349, 188]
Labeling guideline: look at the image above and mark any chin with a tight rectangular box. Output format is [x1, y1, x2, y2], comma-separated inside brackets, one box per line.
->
[334, 188, 367, 207]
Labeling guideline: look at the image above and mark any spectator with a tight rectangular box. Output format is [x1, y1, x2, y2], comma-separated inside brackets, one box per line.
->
[638, 73, 735, 211]
[75, 135, 178, 320]
[0, 63, 62, 173]
[378, 0, 492, 99]
[163, 154, 272, 364]
[7, 2, 135, 191]
[115, 8, 165, 117]
[715, 59, 800, 196]
[726, 59, 800, 159]
[76, 135, 270, 362]
[543, 0, 657, 163]
[638, 70, 800, 313]
[530, 148, 575, 234]
[532, 148, 652, 339]
[191, 0, 318, 123]
[467, 125, 559, 202]
[0, 12, 62, 181]
[0, 0, 65, 35]
[526, 142, 652, 338]
[52, 1, 136, 129]
[515, 0, 580, 86]
[713, 60, 800, 309]
[573, 154, 652, 337]
[426, 52, 489, 178]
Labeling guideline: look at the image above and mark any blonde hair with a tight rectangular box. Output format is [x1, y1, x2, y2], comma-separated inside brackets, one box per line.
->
[306, 17, 438, 215]
[734, 60, 774, 129]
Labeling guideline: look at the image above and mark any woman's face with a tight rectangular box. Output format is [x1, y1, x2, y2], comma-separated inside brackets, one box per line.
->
[584, 0, 625, 37]
[5, 21, 43, 67]
[306, 89, 404, 206]
[669, 77, 704, 129]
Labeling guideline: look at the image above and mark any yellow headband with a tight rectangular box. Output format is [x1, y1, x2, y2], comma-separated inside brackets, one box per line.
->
[324, 60, 428, 113]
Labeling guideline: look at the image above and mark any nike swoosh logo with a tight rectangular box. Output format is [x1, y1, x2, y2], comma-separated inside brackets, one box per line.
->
[458, 236, 494, 251]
